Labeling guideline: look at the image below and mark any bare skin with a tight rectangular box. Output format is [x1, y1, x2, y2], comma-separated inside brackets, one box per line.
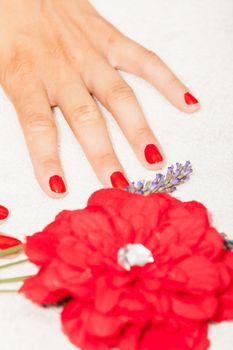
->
[0, 0, 200, 197]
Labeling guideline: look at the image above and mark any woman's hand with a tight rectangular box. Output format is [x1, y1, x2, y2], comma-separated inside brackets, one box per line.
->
[0, 0, 199, 197]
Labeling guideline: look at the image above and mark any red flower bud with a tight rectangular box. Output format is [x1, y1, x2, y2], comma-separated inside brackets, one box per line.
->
[0, 234, 22, 250]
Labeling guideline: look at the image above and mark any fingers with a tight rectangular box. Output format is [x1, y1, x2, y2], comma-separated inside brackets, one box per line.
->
[83, 56, 165, 170]
[10, 80, 66, 198]
[55, 79, 129, 189]
[107, 34, 200, 113]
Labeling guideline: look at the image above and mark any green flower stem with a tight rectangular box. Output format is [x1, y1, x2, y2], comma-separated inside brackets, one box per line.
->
[0, 244, 23, 257]
[0, 258, 28, 270]
[0, 289, 18, 293]
[0, 275, 33, 284]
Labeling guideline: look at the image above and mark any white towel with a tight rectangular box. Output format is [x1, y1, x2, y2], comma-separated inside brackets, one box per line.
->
[0, 0, 232, 348]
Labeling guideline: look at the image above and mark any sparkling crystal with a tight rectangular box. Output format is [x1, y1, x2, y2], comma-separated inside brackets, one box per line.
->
[117, 243, 154, 271]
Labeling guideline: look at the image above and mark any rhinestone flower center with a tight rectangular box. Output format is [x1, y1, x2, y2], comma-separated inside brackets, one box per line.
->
[117, 243, 154, 271]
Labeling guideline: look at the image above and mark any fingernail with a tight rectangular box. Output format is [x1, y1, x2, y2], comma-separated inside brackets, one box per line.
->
[0, 205, 9, 220]
[184, 92, 199, 105]
[110, 171, 129, 189]
[49, 175, 66, 193]
[144, 144, 163, 164]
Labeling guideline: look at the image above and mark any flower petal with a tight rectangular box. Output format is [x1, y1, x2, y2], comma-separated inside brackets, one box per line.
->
[117, 326, 141, 350]
[140, 323, 209, 350]
[167, 201, 209, 247]
[88, 310, 128, 337]
[197, 227, 224, 260]
[20, 272, 67, 305]
[95, 276, 122, 313]
[172, 295, 218, 320]
[174, 256, 220, 292]
[88, 189, 133, 211]
[214, 284, 233, 322]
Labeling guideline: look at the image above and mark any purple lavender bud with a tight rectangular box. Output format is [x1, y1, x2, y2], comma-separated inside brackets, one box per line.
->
[137, 181, 144, 189]
[172, 178, 180, 185]
[126, 161, 193, 195]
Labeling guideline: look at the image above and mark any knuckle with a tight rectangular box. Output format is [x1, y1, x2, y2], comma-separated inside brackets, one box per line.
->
[2, 52, 35, 94]
[131, 127, 150, 146]
[89, 14, 109, 31]
[41, 157, 59, 169]
[106, 81, 134, 105]
[143, 49, 160, 65]
[4, 52, 33, 89]
[23, 112, 55, 133]
[168, 75, 180, 87]
[93, 152, 116, 167]
[70, 104, 101, 127]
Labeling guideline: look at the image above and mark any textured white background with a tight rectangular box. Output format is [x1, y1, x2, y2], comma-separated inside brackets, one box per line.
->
[0, 0, 233, 349]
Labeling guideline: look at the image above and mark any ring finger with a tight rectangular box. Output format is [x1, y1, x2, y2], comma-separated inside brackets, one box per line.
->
[82, 54, 165, 170]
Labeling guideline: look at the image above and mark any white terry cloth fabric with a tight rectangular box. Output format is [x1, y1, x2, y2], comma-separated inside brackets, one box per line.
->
[0, 0, 233, 349]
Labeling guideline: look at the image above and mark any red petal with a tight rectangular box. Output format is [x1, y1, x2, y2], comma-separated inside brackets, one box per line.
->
[25, 231, 58, 266]
[174, 256, 220, 292]
[167, 202, 208, 247]
[95, 276, 122, 313]
[140, 323, 209, 350]
[197, 227, 224, 260]
[165, 267, 188, 290]
[62, 301, 113, 350]
[61, 300, 86, 348]
[117, 326, 141, 350]
[87, 189, 133, 213]
[141, 290, 169, 315]
[24, 216, 72, 266]
[159, 225, 178, 247]
[172, 295, 217, 320]
[112, 273, 132, 287]
[88, 310, 128, 337]
[214, 284, 233, 322]
[217, 263, 231, 291]
[120, 195, 160, 235]
[57, 238, 89, 268]
[119, 296, 148, 312]
[223, 250, 233, 271]
[20, 273, 67, 304]
[70, 208, 117, 252]
[142, 276, 161, 291]
[0, 234, 22, 250]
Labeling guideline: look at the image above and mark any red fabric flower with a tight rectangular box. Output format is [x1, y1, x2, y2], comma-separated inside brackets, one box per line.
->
[20, 189, 233, 350]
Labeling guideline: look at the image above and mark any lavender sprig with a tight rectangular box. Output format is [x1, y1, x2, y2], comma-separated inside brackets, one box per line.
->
[126, 161, 193, 195]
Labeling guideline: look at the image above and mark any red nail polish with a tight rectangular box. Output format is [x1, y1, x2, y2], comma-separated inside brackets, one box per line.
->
[0, 234, 22, 250]
[49, 175, 66, 193]
[184, 92, 199, 105]
[144, 144, 163, 164]
[110, 172, 129, 189]
[0, 205, 9, 220]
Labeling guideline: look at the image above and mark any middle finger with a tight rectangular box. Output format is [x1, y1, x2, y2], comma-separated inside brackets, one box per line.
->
[55, 77, 129, 189]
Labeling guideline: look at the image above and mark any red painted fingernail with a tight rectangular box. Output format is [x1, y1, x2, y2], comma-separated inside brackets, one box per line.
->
[110, 171, 129, 189]
[0, 234, 22, 250]
[49, 175, 66, 193]
[184, 92, 199, 105]
[0, 205, 9, 220]
[144, 144, 163, 164]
